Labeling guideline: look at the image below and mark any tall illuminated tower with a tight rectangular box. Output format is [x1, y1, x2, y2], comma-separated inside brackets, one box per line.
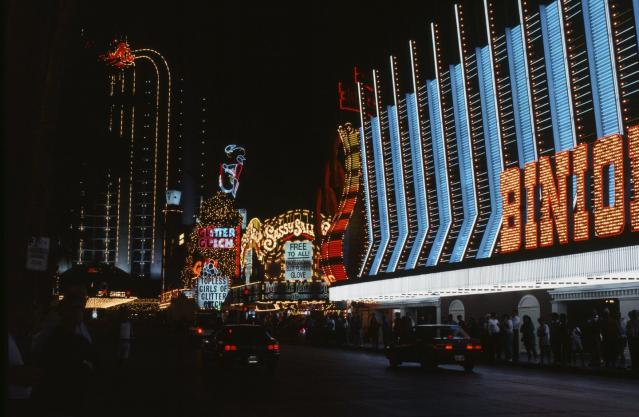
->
[76, 41, 182, 279]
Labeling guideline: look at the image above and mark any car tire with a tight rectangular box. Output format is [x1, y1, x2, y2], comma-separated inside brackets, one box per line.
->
[463, 363, 475, 372]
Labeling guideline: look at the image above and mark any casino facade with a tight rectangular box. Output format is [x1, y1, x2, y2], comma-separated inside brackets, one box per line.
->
[330, 0, 639, 323]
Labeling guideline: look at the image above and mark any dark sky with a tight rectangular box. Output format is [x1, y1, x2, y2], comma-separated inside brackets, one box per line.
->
[65, 0, 455, 220]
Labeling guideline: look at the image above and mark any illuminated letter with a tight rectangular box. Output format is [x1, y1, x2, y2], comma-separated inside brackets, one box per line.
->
[629, 125, 639, 232]
[524, 162, 538, 250]
[573, 143, 589, 241]
[592, 134, 625, 237]
[500, 168, 522, 253]
[539, 152, 570, 246]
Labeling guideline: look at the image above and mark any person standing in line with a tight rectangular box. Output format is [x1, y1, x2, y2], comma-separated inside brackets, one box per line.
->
[601, 308, 619, 368]
[511, 309, 521, 363]
[586, 310, 602, 367]
[559, 314, 570, 366]
[502, 314, 514, 362]
[520, 315, 537, 362]
[626, 310, 639, 372]
[369, 314, 380, 349]
[381, 316, 392, 347]
[615, 311, 627, 369]
[549, 313, 561, 366]
[537, 317, 551, 366]
[569, 322, 585, 367]
[117, 308, 132, 366]
[487, 313, 500, 363]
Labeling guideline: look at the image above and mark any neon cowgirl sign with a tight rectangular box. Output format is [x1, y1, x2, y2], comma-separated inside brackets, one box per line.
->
[219, 144, 246, 198]
[500, 127, 639, 253]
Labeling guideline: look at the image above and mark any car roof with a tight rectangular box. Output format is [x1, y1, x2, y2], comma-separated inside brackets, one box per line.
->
[415, 324, 458, 327]
[223, 324, 264, 328]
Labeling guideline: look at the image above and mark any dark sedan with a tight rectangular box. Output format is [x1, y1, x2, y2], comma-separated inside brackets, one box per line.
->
[385, 324, 481, 372]
[202, 324, 280, 372]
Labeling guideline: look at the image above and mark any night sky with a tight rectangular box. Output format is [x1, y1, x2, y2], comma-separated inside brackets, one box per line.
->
[61, 0, 454, 220]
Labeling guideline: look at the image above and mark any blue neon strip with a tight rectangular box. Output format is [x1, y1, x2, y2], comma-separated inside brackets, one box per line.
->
[541, 1, 576, 152]
[476, 46, 504, 259]
[582, 0, 622, 137]
[506, 26, 537, 166]
[386, 104, 409, 273]
[426, 79, 451, 267]
[449, 64, 478, 263]
[634, 0, 639, 50]
[405, 92, 429, 269]
[358, 126, 375, 277]
[369, 116, 390, 275]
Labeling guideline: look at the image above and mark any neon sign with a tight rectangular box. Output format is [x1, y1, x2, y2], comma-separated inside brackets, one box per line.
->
[219, 144, 246, 198]
[100, 41, 135, 69]
[500, 129, 639, 253]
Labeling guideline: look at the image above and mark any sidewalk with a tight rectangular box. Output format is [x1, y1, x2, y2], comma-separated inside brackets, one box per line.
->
[306, 340, 639, 379]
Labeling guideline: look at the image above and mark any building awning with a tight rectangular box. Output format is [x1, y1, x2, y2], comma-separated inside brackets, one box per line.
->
[330, 245, 639, 304]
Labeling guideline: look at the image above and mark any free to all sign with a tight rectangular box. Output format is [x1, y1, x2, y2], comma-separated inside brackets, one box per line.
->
[284, 240, 313, 280]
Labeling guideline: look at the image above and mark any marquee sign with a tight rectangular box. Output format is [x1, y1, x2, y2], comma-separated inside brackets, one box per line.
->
[500, 128, 639, 252]
[197, 226, 239, 249]
[196, 259, 230, 310]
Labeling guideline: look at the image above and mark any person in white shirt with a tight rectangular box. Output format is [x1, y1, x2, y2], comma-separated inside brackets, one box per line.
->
[511, 310, 522, 362]
[502, 314, 514, 361]
[487, 313, 500, 362]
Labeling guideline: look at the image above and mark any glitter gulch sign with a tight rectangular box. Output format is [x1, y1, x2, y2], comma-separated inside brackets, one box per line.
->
[500, 126, 639, 253]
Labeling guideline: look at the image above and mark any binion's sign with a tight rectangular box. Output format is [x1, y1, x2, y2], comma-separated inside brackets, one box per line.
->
[500, 126, 639, 253]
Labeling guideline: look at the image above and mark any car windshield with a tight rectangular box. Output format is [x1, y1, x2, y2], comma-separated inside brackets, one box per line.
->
[415, 325, 469, 339]
[221, 326, 272, 344]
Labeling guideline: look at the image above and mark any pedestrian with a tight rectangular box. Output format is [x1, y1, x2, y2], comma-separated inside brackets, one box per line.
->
[369, 314, 380, 349]
[549, 313, 561, 365]
[381, 316, 392, 347]
[487, 313, 500, 363]
[392, 312, 402, 343]
[511, 309, 521, 363]
[586, 310, 602, 367]
[468, 317, 480, 338]
[457, 315, 467, 332]
[559, 313, 570, 366]
[501, 314, 514, 361]
[537, 317, 551, 365]
[626, 310, 639, 372]
[520, 315, 537, 362]
[569, 322, 585, 367]
[615, 311, 627, 369]
[601, 308, 619, 368]
[8, 297, 42, 417]
[33, 289, 98, 416]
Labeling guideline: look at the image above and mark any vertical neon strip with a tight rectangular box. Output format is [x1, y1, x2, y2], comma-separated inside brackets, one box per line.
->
[426, 23, 452, 267]
[369, 72, 391, 275]
[115, 177, 121, 262]
[450, 4, 479, 263]
[357, 83, 375, 278]
[541, 1, 577, 152]
[386, 56, 409, 273]
[634, 0, 639, 49]
[405, 42, 430, 269]
[582, 0, 623, 137]
[506, 25, 538, 166]
[449, 63, 477, 263]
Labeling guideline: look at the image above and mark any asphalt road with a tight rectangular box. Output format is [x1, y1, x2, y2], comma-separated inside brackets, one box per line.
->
[87, 322, 639, 417]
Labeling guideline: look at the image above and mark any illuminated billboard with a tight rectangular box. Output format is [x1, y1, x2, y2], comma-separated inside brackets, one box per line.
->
[240, 209, 330, 282]
[354, 0, 639, 280]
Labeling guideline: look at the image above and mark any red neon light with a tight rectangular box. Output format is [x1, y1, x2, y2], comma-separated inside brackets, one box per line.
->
[100, 42, 135, 68]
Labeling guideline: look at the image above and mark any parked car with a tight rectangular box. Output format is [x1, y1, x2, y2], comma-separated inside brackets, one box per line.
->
[202, 324, 280, 372]
[385, 324, 481, 372]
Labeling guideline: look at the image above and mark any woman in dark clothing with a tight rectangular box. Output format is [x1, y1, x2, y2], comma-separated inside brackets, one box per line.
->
[521, 315, 537, 362]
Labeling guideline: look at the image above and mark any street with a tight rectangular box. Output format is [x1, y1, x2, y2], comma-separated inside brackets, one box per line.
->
[88, 322, 639, 417]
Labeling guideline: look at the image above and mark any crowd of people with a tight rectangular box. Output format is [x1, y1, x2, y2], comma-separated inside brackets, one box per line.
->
[462, 309, 639, 370]
[8, 279, 137, 417]
[253, 307, 639, 373]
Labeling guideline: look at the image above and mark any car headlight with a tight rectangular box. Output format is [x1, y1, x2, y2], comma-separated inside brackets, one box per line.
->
[203, 339, 210, 344]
